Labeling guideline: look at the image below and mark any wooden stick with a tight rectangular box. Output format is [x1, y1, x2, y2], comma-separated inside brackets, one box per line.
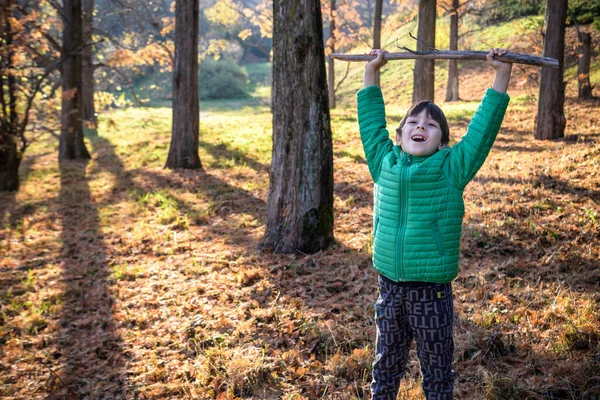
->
[330, 50, 559, 70]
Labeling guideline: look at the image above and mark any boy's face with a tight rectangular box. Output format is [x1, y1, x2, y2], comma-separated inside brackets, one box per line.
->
[397, 109, 445, 157]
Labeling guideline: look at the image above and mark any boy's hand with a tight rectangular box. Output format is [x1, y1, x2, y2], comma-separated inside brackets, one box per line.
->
[486, 48, 512, 73]
[363, 49, 388, 88]
[365, 49, 389, 72]
[487, 48, 512, 94]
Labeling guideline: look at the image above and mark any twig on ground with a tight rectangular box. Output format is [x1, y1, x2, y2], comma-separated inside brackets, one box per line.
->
[21, 347, 82, 400]
[326, 322, 338, 348]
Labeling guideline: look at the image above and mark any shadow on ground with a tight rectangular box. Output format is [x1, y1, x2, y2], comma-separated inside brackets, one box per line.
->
[50, 160, 127, 399]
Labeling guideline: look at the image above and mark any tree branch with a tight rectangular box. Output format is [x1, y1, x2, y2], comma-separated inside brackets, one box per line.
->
[330, 50, 559, 69]
[334, 61, 350, 93]
[46, 0, 69, 26]
[18, 59, 62, 152]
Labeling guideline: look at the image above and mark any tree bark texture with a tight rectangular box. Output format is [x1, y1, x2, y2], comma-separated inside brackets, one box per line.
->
[0, 134, 20, 191]
[373, 0, 383, 87]
[413, 0, 436, 103]
[578, 32, 592, 99]
[82, 0, 97, 136]
[445, 0, 459, 102]
[165, 0, 201, 169]
[327, 0, 336, 109]
[260, 0, 334, 254]
[534, 0, 567, 140]
[59, 0, 91, 160]
[0, 5, 21, 191]
[366, 0, 373, 30]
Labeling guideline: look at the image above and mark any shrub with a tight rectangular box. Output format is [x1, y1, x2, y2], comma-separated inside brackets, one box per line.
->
[475, 0, 545, 25]
[569, 0, 600, 25]
[200, 59, 248, 100]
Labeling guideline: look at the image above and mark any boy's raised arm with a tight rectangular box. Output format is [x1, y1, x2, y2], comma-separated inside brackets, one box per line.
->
[445, 48, 512, 189]
[358, 49, 393, 183]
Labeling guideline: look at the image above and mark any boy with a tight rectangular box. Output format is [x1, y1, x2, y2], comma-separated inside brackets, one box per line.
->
[358, 48, 512, 399]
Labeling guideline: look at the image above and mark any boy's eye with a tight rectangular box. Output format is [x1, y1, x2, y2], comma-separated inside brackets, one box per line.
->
[428, 123, 437, 127]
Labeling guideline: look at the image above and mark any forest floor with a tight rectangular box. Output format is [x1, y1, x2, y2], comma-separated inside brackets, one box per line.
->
[2, 40, 600, 400]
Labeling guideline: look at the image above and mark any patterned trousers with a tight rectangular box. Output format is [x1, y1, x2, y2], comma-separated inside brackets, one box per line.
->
[371, 275, 455, 400]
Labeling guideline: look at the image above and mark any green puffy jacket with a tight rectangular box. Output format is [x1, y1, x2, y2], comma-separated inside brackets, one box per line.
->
[357, 86, 510, 283]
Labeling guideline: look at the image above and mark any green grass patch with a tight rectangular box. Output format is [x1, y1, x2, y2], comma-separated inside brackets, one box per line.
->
[200, 107, 272, 168]
[110, 263, 146, 282]
[442, 101, 479, 123]
[136, 190, 188, 227]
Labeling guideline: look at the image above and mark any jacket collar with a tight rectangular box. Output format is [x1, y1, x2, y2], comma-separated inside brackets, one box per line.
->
[393, 146, 430, 164]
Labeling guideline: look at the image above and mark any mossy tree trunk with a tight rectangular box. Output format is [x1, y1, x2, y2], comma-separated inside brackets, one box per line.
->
[165, 0, 201, 169]
[260, 0, 334, 254]
[59, 0, 91, 160]
[413, 0, 436, 103]
[534, 0, 567, 140]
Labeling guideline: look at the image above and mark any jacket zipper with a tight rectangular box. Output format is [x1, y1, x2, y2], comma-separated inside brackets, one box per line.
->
[432, 221, 446, 256]
[397, 155, 411, 281]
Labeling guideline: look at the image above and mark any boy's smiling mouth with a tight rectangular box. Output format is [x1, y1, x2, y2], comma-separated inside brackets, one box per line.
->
[411, 134, 427, 142]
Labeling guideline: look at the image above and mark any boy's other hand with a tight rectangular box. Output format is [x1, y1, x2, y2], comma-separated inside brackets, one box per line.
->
[488, 48, 512, 93]
[486, 48, 512, 73]
[366, 49, 389, 72]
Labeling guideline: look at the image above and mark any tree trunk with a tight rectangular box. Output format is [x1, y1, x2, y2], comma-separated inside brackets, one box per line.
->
[445, 0, 459, 102]
[327, 0, 336, 109]
[413, 0, 436, 103]
[59, 0, 91, 160]
[577, 32, 592, 99]
[366, 0, 373, 30]
[165, 0, 201, 169]
[534, 0, 567, 140]
[373, 0, 383, 87]
[260, 0, 334, 254]
[82, 0, 97, 137]
[0, 133, 20, 192]
[0, 5, 21, 191]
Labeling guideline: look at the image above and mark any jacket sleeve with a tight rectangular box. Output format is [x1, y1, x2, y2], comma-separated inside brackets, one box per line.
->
[444, 88, 510, 189]
[357, 85, 394, 183]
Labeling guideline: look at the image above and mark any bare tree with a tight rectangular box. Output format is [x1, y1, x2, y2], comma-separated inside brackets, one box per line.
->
[328, 0, 336, 108]
[373, 0, 382, 87]
[0, 1, 61, 191]
[413, 0, 436, 103]
[260, 0, 334, 254]
[445, 0, 459, 101]
[59, 0, 91, 160]
[534, 0, 567, 140]
[165, 0, 201, 169]
[577, 31, 592, 99]
[82, 0, 97, 136]
[0, 1, 19, 191]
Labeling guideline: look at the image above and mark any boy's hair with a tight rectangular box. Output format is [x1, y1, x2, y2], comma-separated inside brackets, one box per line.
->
[396, 101, 450, 146]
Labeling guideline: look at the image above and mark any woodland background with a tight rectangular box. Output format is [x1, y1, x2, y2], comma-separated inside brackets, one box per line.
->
[1, 0, 600, 399]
